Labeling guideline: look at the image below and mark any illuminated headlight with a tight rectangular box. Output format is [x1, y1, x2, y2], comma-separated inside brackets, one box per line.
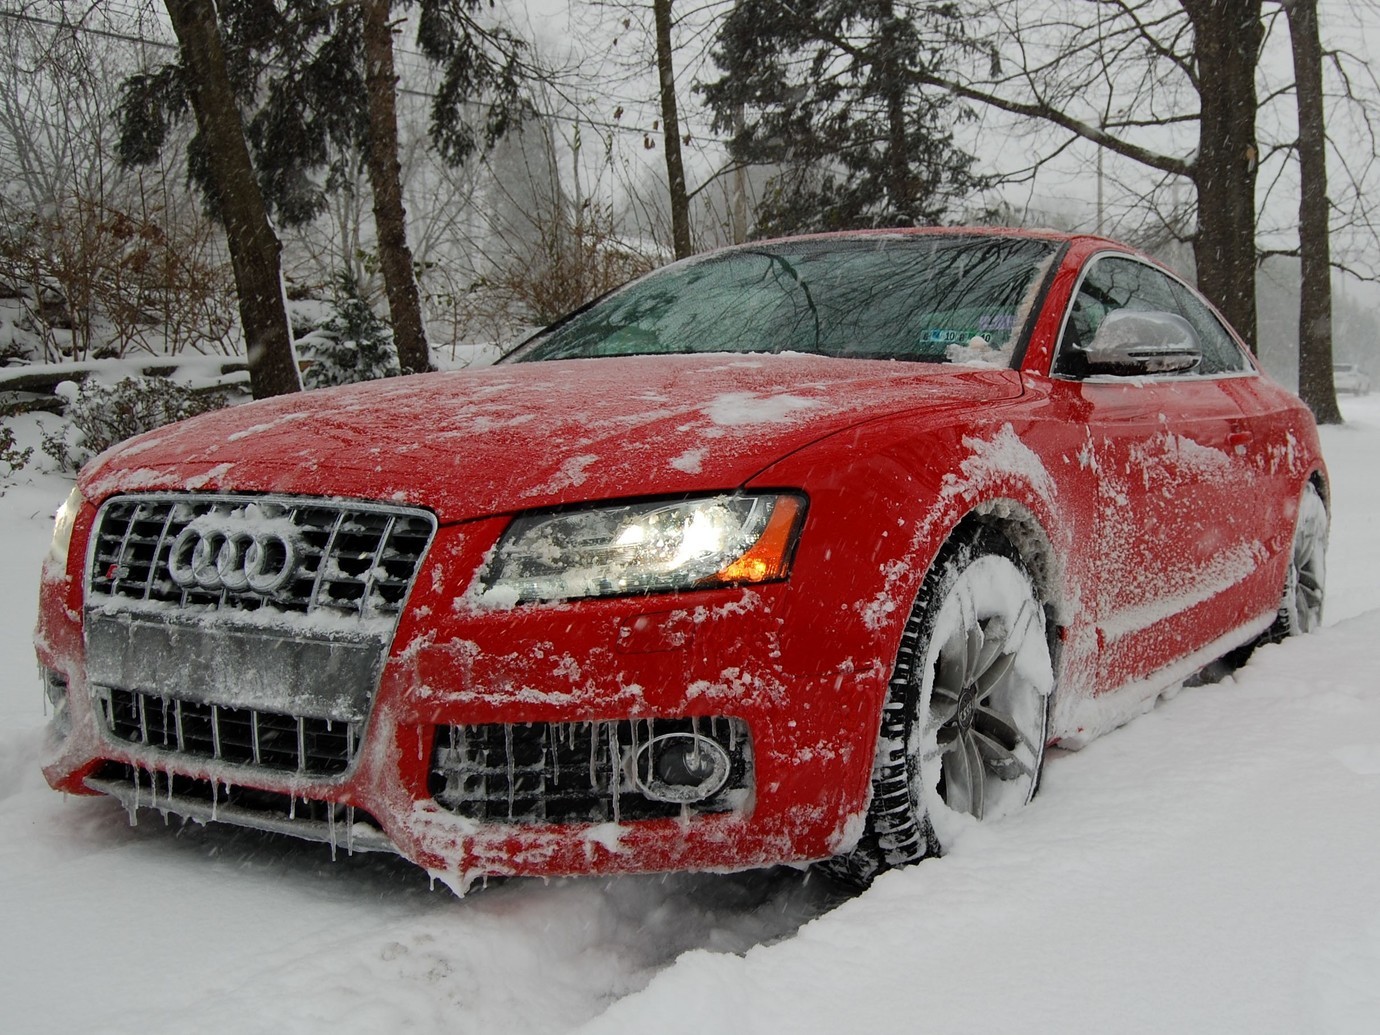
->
[481, 493, 806, 603]
[47, 485, 84, 568]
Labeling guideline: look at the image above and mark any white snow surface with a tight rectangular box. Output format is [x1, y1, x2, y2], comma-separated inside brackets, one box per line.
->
[4, 396, 1380, 1033]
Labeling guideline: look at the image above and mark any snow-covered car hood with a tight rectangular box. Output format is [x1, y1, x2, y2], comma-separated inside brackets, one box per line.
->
[81, 353, 1023, 520]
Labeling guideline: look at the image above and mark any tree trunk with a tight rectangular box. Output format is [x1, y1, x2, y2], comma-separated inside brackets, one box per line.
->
[730, 104, 748, 244]
[880, 14, 914, 224]
[164, 0, 300, 399]
[653, 0, 692, 259]
[1184, 0, 1262, 352]
[362, 0, 432, 375]
[1284, 0, 1342, 422]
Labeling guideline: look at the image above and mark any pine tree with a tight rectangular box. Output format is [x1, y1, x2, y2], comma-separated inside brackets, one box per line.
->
[700, 0, 990, 236]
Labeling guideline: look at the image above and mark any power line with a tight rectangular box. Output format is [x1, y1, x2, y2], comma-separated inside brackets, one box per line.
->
[0, 4, 174, 48]
[0, 5, 732, 145]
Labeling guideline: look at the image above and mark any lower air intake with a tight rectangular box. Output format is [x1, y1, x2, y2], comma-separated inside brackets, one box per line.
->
[429, 717, 752, 824]
[97, 686, 359, 776]
[88, 763, 394, 855]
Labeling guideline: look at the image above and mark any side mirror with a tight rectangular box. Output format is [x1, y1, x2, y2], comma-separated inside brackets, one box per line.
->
[1081, 309, 1202, 374]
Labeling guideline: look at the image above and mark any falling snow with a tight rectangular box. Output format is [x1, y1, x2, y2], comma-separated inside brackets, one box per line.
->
[3, 399, 1380, 1033]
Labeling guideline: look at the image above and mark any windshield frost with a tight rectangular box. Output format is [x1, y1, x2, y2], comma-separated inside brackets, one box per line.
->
[511, 235, 1059, 364]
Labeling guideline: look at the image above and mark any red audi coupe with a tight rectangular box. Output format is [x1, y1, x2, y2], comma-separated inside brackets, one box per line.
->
[36, 229, 1327, 890]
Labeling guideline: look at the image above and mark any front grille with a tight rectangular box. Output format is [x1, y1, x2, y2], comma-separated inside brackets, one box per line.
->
[87, 494, 435, 621]
[429, 717, 752, 824]
[83, 493, 434, 776]
[97, 686, 360, 776]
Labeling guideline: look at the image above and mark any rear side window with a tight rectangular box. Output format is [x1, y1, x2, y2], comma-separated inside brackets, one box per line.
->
[1168, 281, 1249, 374]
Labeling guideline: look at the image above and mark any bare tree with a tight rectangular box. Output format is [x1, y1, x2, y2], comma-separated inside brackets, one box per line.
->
[567, 0, 745, 254]
[906, 0, 1264, 349]
[1279, 0, 1342, 422]
[653, 0, 692, 257]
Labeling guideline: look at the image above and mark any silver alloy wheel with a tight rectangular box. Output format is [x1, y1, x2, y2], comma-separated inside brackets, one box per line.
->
[924, 589, 1047, 820]
[1280, 484, 1328, 635]
[823, 525, 1053, 887]
[913, 552, 1051, 828]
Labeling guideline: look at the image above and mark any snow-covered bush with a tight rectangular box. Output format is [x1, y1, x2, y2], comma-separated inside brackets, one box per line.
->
[2, 192, 237, 361]
[0, 410, 32, 491]
[41, 376, 226, 472]
[0, 290, 43, 365]
[476, 205, 658, 329]
[295, 278, 400, 389]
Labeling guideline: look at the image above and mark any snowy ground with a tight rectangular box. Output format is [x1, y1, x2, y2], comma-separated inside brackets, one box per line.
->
[3, 394, 1380, 1034]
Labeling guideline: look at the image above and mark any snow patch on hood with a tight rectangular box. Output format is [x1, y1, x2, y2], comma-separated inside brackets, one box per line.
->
[228, 411, 314, 442]
[701, 391, 819, 428]
[183, 463, 234, 489]
[669, 447, 706, 474]
[530, 454, 601, 496]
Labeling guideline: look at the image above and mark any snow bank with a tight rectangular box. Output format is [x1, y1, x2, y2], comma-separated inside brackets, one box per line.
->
[586, 614, 1380, 1035]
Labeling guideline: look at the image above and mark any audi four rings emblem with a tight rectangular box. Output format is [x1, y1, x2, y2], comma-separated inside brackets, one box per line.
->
[168, 524, 301, 594]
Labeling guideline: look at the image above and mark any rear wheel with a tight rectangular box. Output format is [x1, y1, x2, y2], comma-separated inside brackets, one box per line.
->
[1273, 483, 1328, 638]
[824, 525, 1054, 886]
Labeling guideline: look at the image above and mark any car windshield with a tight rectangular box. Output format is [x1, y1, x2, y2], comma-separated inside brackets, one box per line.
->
[509, 234, 1060, 365]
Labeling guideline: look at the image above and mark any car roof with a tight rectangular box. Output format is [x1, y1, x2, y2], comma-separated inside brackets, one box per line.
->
[746, 225, 1105, 249]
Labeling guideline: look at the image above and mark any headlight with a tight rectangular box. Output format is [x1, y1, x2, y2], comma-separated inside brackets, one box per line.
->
[47, 485, 84, 568]
[481, 493, 806, 603]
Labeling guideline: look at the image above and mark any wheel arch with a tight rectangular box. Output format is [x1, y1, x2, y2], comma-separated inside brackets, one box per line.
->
[933, 498, 1067, 685]
[819, 499, 1060, 885]
[948, 498, 1064, 619]
[1308, 467, 1330, 515]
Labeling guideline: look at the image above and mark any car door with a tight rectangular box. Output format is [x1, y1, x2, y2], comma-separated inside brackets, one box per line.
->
[1048, 254, 1262, 691]
[1212, 306, 1320, 611]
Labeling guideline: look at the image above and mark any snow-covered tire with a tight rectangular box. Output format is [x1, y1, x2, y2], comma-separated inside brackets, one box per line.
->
[822, 525, 1054, 887]
[1270, 482, 1328, 639]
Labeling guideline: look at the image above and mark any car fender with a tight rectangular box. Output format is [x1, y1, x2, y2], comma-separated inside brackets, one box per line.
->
[747, 412, 1073, 777]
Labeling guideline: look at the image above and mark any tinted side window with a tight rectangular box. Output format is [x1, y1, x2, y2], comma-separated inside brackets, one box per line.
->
[1168, 281, 1248, 374]
[1055, 256, 1249, 378]
[1055, 256, 1180, 377]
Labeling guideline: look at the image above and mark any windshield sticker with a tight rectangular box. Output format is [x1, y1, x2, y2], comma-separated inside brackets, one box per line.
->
[924, 328, 985, 345]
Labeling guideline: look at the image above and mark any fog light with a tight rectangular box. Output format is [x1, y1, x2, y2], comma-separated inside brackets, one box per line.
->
[631, 733, 731, 804]
[41, 667, 71, 737]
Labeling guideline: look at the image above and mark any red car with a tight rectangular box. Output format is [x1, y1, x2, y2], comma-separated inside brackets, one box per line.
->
[36, 229, 1327, 890]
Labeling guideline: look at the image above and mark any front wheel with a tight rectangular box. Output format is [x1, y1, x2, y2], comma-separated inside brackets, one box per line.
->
[824, 525, 1054, 886]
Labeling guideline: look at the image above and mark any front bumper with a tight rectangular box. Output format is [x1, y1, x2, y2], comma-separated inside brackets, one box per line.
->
[38, 513, 892, 888]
